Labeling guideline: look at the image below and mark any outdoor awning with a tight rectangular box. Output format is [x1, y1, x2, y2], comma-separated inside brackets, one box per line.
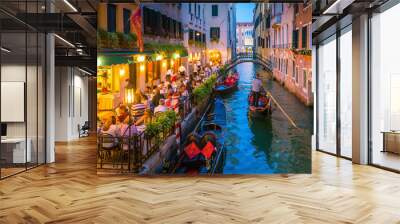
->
[97, 49, 186, 67]
[97, 50, 147, 66]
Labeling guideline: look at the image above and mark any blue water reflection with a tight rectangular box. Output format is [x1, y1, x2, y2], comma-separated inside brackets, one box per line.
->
[222, 62, 312, 174]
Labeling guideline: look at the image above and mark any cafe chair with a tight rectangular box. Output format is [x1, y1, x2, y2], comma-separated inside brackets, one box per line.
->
[98, 133, 119, 168]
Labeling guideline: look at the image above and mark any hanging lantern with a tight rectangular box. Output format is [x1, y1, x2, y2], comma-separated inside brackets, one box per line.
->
[125, 81, 135, 105]
[119, 68, 125, 77]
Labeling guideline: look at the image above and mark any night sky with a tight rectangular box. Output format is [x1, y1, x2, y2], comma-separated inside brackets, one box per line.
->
[236, 3, 255, 23]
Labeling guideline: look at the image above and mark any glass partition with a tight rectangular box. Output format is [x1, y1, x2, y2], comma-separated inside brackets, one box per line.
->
[339, 27, 352, 158]
[0, 1, 46, 179]
[370, 3, 400, 171]
[317, 35, 337, 154]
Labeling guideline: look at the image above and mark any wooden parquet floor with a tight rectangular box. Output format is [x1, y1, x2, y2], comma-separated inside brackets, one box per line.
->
[1, 136, 400, 224]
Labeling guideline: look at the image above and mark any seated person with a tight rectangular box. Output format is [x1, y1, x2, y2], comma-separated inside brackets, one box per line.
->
[165, 74, 171, 87]
[133, 89, 144, 104]
[144, 85, 151, 95]
[165, 96, 172, 108]
[99, 120, 119, 148]
[152, 86, 163, 107]
[179, 85, 189, 98]
[232, 72, 239, 80]
[100, 119, 118, 137]
[178, 65, 186, 76]
[116, 105, 129, 126]
[171, 73, 178, 82]
[119, 116, 138, 137]
[258, 95, 270, 108]
[171, 92, 181, 112]
[131, 103, 146, 119]
[224, 75, 236, 86]
[154, 99, 169, 114]
[159, 82, 165, 94]
[165, 84, 174, 98]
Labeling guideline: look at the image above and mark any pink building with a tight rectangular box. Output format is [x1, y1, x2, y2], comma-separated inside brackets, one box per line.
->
[254, 2, 313, 106]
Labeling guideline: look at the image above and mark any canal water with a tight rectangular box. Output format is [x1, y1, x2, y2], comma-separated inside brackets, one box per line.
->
[221, 62, 313, 174]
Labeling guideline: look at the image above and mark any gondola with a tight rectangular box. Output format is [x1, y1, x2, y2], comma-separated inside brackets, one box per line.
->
[248, 92, 272, 117]
[173, 97, 226, 175]
[215, 81, 238, 95]
[215, 73, 239, 95]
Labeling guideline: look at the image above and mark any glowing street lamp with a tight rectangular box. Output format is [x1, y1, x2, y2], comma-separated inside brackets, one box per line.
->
[156, 54, 163, 61]
[119, 68, 125, 77]
[140, 64, 145, 72]
[173, 53, 180, 59]
[136, 55, 146, 62]
[97, 57, 102, 66]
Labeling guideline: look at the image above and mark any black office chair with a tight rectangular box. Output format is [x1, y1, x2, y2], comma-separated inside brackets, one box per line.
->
[78, 121, 90, 138]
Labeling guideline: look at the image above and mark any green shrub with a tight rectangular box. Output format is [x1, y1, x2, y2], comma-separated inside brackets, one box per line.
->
[192, 74, 217, 105]
[108, 32, 119, 49]
[218, 64, 228, 78]
[144, 110, 177, 138]
[97, 29, 138, 49]
[126, 33, 137, 49]
[144, 42, 188, 57]
[97, 29, 109, 49]
[144, 122, 161, 138]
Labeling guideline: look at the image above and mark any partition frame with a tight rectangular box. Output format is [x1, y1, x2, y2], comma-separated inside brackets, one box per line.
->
[367, 0, 400, 173]
[315, 24, 353, 161]
[0, 0, 48, 179]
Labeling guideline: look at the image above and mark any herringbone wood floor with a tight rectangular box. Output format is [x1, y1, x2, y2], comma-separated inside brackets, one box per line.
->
[0, 136, 400, 224]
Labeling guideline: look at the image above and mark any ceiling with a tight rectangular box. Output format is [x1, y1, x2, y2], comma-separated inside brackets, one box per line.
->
[0, 0, 98, 75]
[312, 0, 390, 44]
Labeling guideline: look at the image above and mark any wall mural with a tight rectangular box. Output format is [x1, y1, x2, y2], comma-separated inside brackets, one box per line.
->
[97, 3, 313, 175]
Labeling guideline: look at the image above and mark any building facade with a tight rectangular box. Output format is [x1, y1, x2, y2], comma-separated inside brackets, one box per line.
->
[236, 22, 254, 54]
[97, 3, 187, 100]
[254, 2, 312, 106]
[205, 3, 236, 65]
[181, 3, 208, 73]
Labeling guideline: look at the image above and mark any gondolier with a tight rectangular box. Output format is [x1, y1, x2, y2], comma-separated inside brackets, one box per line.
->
[251, 73, 263, 107]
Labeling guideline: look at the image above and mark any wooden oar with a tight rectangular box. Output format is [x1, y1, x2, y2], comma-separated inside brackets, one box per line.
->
[266, 91, 299, 129]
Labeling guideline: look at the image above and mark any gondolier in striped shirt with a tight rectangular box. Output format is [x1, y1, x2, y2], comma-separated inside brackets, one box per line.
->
[251, 73, 263, 107]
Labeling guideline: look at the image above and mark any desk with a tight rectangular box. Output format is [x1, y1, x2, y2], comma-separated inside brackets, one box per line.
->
[382, 131, 400, 154]
[1, 138, 31, 163]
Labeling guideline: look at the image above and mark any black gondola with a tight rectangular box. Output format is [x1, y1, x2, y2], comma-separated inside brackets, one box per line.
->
[215, 81, 238, 95]
[248, 92, 272, 117]
[173, 97, 226, 175]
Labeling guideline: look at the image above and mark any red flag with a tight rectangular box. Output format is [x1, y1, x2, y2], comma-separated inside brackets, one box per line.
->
[130, 7, 143, 52]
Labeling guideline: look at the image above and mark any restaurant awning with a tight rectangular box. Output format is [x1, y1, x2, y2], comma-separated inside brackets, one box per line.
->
[97, 50, 149, 66]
